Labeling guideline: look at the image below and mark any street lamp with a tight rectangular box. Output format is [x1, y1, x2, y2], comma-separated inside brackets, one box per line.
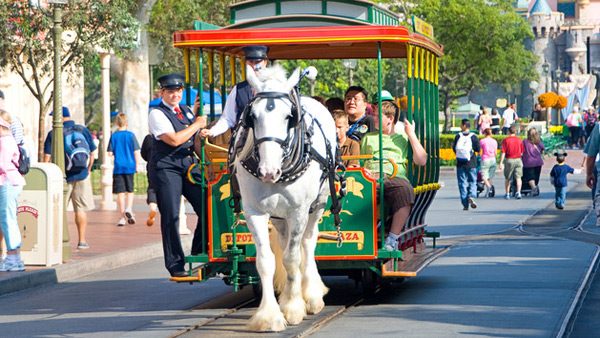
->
[529, 80, 538, 120]
[39, 0, 70, 260]
[555, 68, 562, 124]
[342, 59, 357, 86]
[541, 60, 551, 127]
[591, 68, 600, 108]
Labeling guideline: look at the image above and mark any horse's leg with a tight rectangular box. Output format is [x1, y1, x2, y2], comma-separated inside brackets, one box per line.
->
[269, 219, 288, 295]
[246, 212, 287, 332]
[301, 202, 328, 315]
[278, 213, 308, 325]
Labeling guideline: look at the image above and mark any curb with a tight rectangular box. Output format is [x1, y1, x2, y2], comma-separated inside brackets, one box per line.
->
[0, 237, 192, 297]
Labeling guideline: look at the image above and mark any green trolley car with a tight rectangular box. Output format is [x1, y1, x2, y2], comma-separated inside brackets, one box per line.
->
[170, 23, 445, 292]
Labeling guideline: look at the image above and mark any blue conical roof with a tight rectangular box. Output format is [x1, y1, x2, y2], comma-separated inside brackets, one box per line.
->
[530, 0, 552, 15]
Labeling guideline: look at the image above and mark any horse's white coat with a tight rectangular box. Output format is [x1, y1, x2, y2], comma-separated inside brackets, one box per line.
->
[234, 65, 335, 331]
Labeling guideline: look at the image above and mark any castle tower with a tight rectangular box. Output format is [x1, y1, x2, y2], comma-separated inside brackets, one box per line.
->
[528, 0, 563, 95]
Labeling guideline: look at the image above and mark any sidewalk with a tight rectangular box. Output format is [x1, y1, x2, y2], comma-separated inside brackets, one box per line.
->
[0, 197, 196, 296]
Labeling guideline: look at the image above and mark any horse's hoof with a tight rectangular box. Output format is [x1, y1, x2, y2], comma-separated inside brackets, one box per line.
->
[248, 311, 287, 332]
[306, 298, 325, 315]
[280, 297, 306, 325]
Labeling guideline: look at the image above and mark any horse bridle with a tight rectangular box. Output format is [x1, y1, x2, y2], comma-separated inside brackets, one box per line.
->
[241, 90, 302, 159]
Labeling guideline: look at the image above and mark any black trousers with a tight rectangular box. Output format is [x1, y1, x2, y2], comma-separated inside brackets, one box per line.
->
[150, 167, 204, 275]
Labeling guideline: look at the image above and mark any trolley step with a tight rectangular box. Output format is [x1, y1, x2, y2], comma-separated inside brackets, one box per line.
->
[382, 245, 450, 277]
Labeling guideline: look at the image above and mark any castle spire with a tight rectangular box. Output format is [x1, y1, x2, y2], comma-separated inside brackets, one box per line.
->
[530, 0, 552, 15]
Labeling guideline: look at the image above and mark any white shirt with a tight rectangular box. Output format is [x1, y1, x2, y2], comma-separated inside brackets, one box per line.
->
[209, 85, 241, 137]
[148, 100, 179, 140]
[502, 108, 516, 128]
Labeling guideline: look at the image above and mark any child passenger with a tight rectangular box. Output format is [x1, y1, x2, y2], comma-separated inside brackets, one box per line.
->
[332, 110, 360, 168]
[360, 101, 427, 251]
[108, 113, 141, 226]
[550, 152, 581, 209]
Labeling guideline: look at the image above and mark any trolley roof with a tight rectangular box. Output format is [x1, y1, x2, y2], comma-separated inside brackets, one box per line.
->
[173, 25, 443, 59]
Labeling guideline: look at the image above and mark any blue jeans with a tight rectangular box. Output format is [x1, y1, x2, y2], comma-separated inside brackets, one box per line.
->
[0, 184, 23, 250]
[457, 167, 477, 207]
[555, 186, 567, 208]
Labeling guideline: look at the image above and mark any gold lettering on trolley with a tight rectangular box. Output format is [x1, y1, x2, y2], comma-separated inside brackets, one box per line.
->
[221, 232, 254, 250]
[317, 231, 365, 250]
[344, 176, 364, 198]
[219, 182, 230, 200]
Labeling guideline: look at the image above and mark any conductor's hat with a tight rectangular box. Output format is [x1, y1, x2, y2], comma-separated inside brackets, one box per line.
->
[158, 74, 185, 89]
[242, 45, 269, 61]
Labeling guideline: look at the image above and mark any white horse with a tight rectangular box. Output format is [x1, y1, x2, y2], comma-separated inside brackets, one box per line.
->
[233, 65, 337, 331]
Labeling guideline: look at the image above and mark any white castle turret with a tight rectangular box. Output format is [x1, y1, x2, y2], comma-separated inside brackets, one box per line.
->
[528, 0, 563, 102]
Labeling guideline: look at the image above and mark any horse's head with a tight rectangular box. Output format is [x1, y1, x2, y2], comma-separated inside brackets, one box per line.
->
[245, 65, 301, 183]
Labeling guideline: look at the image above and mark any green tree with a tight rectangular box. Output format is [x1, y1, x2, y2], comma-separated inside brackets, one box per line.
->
[389, 0, 538, 131]
[148, 0, 236, 76]
[0, 0, 138, 160]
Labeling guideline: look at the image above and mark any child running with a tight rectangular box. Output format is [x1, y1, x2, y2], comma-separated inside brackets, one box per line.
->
[550, 152, 581, 209]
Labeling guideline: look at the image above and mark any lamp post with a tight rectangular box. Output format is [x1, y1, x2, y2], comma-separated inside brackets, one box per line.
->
[529, 80, 538, 120]
[343, 59, 357, 86]
[541, 61, 551, 128]
[592, 68, 600, 108]
[41, 0, 70, 260]
[555, 68, 562, 124]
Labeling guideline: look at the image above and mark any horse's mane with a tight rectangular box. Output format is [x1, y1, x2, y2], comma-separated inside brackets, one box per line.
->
[257, 65, 288, 92]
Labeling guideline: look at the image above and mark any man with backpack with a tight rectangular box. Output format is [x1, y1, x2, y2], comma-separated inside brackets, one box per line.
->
[43, 106, 96, 249]
[453, 119, 481, 210]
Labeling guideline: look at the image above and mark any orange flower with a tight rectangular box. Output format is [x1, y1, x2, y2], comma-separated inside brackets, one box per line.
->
[553, 95, 567, 110]
[439, 148, 456, 161]
[538, 92, 558, 108]
[398, 96, 408, 111]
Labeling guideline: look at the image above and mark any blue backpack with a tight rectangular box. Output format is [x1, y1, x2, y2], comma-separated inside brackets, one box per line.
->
[64, 126, 90, 172]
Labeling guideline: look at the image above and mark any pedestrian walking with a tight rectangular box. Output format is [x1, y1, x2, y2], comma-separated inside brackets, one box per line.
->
[550, 152, 581, 209]
[453, 119, 481, 210]
[43, 107, 97, 249]
[478, 108, 492, 135]
[0, 109, 26, 272]
[522, 128, 545, 196]
[490, 108, 501, 135]
[501, 103, 519, 135]
[140, 134, 158, 226]
[566, 106, 583, 149]
[499, 125, 524, 199]
[107, 113, 140, 226]
[479, 128, 497, 197]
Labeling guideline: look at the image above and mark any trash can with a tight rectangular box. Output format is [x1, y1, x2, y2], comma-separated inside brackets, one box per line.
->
[17, 163, 64, 266]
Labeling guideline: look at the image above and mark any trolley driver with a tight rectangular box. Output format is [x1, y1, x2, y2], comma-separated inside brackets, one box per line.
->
[148, 74, 207, 277]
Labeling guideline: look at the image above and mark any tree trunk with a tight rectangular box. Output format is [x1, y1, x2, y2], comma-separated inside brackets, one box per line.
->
[442, 91, 452, 133]
[37, 99, 48, 162]
[110, 0, 157, 145]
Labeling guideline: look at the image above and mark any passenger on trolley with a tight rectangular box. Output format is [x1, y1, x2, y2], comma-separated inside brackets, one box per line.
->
[344, 86, 376, 142]
[360, 100, 427, 251]
[148, 74, 207, 277]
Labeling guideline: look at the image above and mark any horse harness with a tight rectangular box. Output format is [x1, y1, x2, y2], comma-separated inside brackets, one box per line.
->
[228, 89, 346, 246]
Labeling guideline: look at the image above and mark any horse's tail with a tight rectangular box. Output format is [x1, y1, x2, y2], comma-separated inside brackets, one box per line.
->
[270, 227, 287, 295]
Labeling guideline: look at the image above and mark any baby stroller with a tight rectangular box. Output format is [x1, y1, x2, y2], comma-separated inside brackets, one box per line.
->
[475, 155, 493, 197]
[509, 169, 536, 197]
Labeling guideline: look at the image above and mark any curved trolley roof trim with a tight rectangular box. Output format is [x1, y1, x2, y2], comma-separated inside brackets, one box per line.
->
[173, 25, 443, 59]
